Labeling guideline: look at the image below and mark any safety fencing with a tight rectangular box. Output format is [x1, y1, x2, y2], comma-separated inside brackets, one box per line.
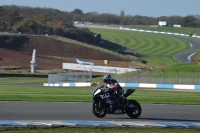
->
[44, 69, 200, 85]
[44, 69, 200, 90]
[116, 70, 200, 85]
[48, 70, 92, 83]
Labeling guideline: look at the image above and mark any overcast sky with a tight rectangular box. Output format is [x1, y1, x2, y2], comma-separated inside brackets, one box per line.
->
[1, 0, 199, 17]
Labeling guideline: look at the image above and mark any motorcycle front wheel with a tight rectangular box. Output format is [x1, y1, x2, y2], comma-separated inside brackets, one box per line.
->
[126, 100, 142, 118]
[92, 100, 107, 118]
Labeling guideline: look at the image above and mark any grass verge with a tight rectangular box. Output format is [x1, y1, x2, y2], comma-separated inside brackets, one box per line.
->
[88, 28, 190, 69]
[0, 85, 199, 105]
[0, 77, 47, 83]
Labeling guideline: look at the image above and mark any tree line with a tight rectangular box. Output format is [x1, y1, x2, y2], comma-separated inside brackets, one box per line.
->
[0, 5, 200, 44]
[0, 5, 96, 44]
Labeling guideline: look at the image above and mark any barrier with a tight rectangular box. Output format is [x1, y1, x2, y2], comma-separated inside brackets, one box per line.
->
[62, 63, 138, 74]
[43, 82, 91, 87]
[43, 82, 200, 90]
[119, 83, 200, 90]
[119, 27, 200, 39]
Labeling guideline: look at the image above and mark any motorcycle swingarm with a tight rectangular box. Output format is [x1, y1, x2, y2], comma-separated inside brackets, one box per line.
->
[124, 107, 135, 111]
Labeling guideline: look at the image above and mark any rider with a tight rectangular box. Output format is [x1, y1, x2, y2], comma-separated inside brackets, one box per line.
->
[102, 74, 128, 112]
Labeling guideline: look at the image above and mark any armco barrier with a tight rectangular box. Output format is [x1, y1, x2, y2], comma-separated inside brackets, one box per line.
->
[43, 82, 200, 90]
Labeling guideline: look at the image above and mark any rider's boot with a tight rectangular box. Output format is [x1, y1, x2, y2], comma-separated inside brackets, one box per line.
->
[124, 99, 129, 107]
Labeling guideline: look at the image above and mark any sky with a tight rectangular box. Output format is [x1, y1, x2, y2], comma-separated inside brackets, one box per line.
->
[0, 0, 200, 17]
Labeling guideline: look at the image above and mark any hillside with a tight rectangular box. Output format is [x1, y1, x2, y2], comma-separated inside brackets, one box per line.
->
[20, 36, 126, 60]
[0, 35, 146, 71]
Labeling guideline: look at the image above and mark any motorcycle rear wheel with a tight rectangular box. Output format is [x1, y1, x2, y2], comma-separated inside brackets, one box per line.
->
[126, 100, 142, 118]
[92, 100, 107, 118]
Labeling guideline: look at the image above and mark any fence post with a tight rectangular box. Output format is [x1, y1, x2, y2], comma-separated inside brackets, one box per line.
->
[137, 69, 140, 83]
[191, 70, 194, 84]
[114, 69, 118, 81]
[149, 68, 152, 83]
[76, 70, 78, 82]
[176, 70, 178, 84]
[126, 69, 128, 83]
[1, 68, 4, 74]
[162, 69, 165, 84]
[90, 69, 93, 83]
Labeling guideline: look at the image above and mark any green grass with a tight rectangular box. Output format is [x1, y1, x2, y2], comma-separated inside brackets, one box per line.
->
[0, 85, 92, 102]
[88, 28, 190, 69]
[0, 85, 199, 105]
[90, 28, 189, 56]
[0, 77, 47, 83]
[0, 127, 199, 133]
[185, 37, 200, 61]
[149, 63, 200, 78]
[191, 51, 200, 60]
[87, 27, 200, 75]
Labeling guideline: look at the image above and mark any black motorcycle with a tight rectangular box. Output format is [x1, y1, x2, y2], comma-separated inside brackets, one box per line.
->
[92, 85, 142, 118]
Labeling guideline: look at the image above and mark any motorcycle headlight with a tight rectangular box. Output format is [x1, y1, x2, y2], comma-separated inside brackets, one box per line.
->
[94, 89, 101, 96]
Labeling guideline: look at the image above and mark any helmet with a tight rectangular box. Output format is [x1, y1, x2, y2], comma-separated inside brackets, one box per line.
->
[103, 74, 112, 83]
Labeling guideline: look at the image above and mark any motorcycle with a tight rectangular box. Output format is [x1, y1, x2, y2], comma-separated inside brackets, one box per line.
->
[92, 84, 142, 118]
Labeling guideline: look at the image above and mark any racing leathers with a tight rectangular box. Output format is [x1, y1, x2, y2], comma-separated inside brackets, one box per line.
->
[103, 79, 127, 112]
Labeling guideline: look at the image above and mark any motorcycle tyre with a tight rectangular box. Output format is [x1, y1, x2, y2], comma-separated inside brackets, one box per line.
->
[92, 100, 107, 118]
[126, 100, 142, 119]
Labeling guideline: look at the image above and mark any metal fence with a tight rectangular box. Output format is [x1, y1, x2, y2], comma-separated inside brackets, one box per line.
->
[48, 69, 200, 85]
[48, 70, 92, 83]
[117, 70, 200, 85]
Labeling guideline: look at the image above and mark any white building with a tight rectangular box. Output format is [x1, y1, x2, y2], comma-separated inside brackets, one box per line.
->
[173, 24, 182, 27]
[158, 21, 167, 26]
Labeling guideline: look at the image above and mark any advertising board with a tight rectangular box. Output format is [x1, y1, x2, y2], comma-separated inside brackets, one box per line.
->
[62, 63, 138, 74]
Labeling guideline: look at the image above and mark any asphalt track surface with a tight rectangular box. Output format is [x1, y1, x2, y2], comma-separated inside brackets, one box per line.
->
[0, 101, 199, 123]
[173, 36, 200, 62]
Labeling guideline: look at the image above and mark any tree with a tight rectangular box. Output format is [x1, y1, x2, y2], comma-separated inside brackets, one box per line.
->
[180, 15, 197, 27]
[120, 10, 125, 25]
[0, 6, 3, 12]
[34, 14, 48, 25]
[72, 9, 83, 15]
[120, 10, 125, 18]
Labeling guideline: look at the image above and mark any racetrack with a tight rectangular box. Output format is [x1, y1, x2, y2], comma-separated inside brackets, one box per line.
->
[0, 101, 199, 122]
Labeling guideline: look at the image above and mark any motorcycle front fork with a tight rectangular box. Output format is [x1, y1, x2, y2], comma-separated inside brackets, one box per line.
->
[98, 100, 106, 109]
